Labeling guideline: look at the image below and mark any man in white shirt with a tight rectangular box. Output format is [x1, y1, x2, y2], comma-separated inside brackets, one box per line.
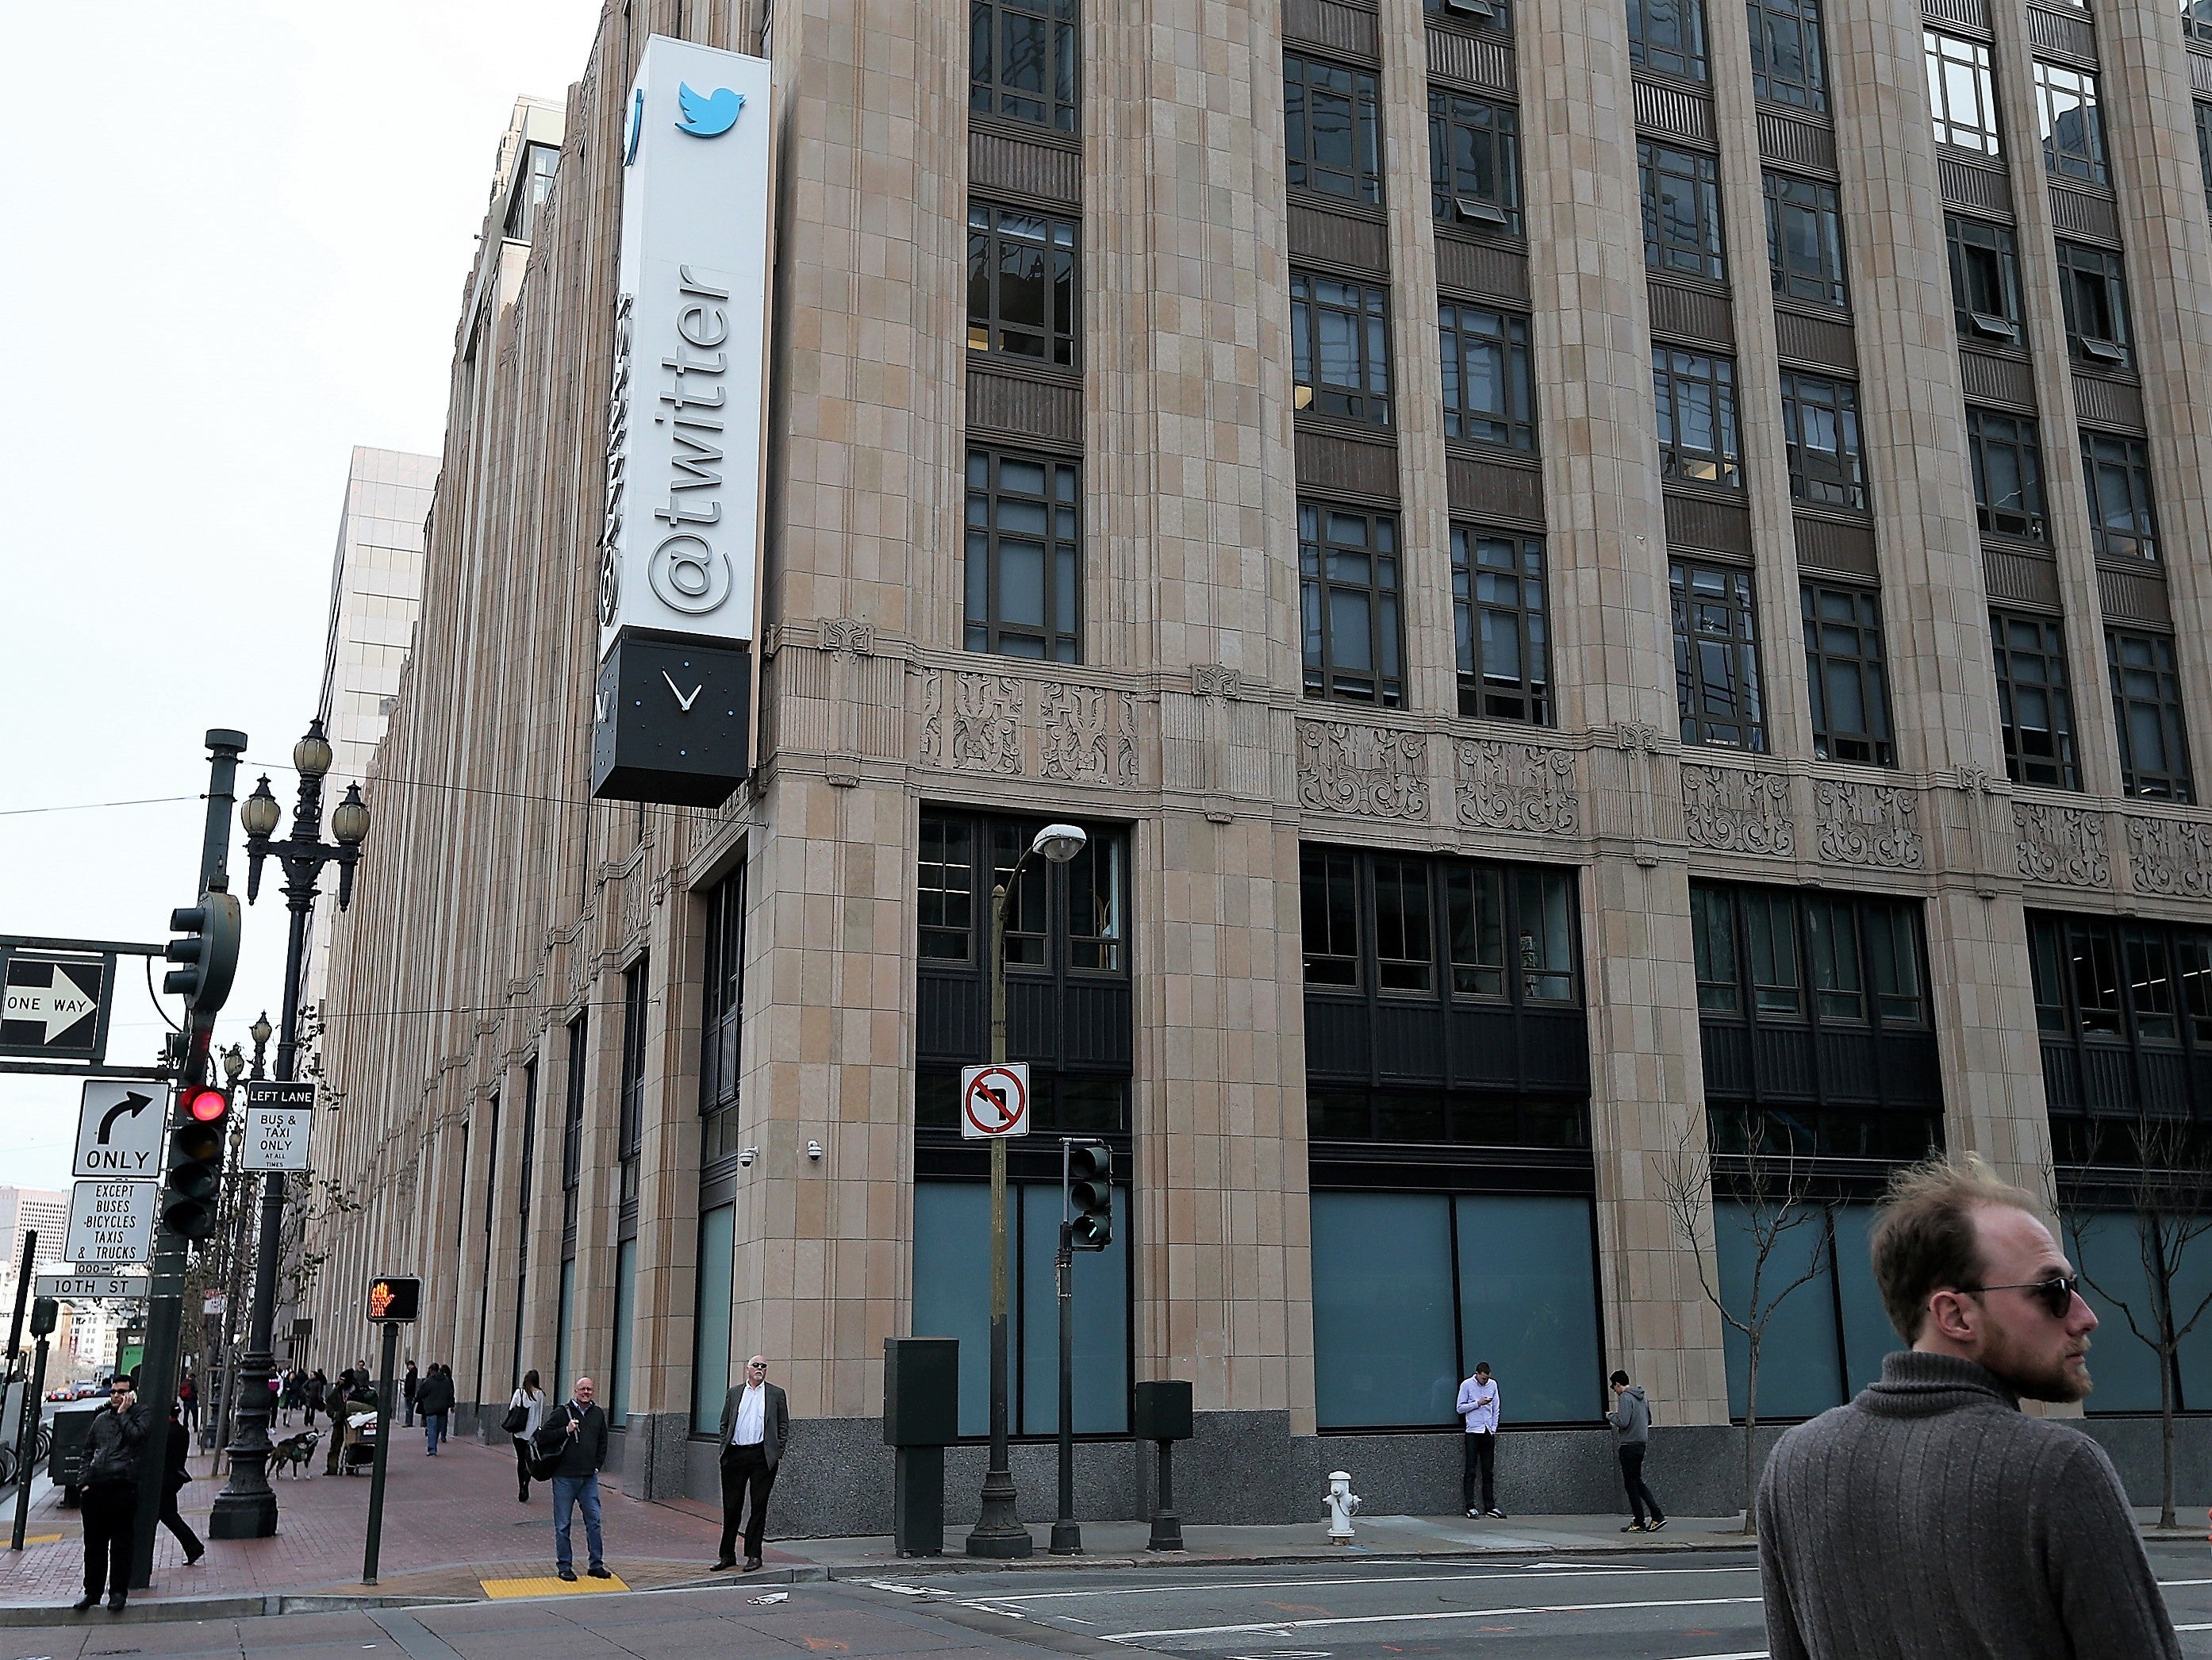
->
[712, 1355, 790, 1572]
[1456, 1362, 1505, 1519]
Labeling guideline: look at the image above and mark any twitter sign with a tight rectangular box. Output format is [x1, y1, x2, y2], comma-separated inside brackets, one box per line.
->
[591, 34, 772, 806]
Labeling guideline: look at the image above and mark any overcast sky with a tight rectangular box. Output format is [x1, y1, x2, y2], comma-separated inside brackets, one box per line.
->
[0, 2, 602, 1203]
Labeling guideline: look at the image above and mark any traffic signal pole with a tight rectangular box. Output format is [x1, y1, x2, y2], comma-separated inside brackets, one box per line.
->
[132, 730, 246, 1588]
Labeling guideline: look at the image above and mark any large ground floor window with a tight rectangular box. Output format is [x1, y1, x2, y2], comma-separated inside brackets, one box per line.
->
[692, 1202, 735, 1434]
[1310, 1189, 1603, 1428]
[2064, 1208, 2212, 1414]
[912, 1178, 1131, 1437]
[1715, 1201, 1895, 1420]
[609, 1238, 637, 1427]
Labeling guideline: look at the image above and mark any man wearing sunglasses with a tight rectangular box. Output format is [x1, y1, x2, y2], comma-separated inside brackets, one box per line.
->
[712, 1355, 789, 1573]
[1756, 1153, 2179, 1658]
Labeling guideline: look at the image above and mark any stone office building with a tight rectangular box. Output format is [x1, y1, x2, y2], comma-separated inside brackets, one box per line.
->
[304, 0, 2212, 1527]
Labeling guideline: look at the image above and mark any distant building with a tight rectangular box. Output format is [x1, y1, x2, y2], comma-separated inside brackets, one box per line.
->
[0, 1185, 67, 1281]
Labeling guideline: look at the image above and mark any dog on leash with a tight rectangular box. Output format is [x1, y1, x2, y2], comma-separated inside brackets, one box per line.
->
[273, 1429, 320, 1477]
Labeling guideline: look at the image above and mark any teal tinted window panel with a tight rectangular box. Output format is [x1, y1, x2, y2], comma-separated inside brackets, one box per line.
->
[913, 1180, 1005, 1437]
[1312, 1192, 1460, 1427]
[2168, 1224, 2212, 1412]
[1018, 1184, 1132, 1434]
[2068, 1211, 2164, 1413]
[1715, 1200, 1844, 1418]
[691, 1202, 736, 1433]
[1832, 1205, 1898, 1396]
[555, 1258, 577, 1404]
[1454, 1193, 1604, 1422]
[609, 1238, 639, 1426]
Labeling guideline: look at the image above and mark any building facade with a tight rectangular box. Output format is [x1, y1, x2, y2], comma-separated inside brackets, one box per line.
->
[304, 0, 2212, 1529]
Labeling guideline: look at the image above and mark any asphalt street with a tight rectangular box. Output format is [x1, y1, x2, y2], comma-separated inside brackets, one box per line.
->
[6, 1547, 2212, 1659]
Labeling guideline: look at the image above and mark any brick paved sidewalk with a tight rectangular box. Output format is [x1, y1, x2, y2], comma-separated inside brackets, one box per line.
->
[0, 1431, 745, 1609]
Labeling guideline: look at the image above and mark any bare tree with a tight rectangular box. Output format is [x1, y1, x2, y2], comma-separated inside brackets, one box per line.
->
[1659, 1106, 1835, 1534]
[2057, 1114, 2212, 1530]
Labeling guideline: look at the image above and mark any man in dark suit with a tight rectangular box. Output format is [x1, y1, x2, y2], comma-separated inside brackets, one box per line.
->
[712, 1355, 789, 1572]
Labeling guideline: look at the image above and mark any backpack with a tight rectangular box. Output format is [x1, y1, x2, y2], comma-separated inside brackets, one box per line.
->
[528, 1406, 574, 1479]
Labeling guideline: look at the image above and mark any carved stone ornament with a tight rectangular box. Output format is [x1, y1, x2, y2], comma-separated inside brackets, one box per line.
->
[1192, 663, 1242, 700]
[1296, 721, 1430, 821]
[2126, 814, 2212, 898]
[1454, 740, 1580, 836]
[1610, 720, 1666, 755]
[1039, 684, 1139, 786]
[949, 674, 1024, 775]
[918, 668, 943, 765]
[1949, 765, 1999, 794]
[1815, 779, 1926, 870]
[1680, 764, 1795, 855]
[819, 617, 876, 657]
[2013, 802, 2110, 888]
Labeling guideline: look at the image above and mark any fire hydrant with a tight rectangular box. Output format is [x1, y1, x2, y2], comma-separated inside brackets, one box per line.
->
[1323, 1470, 1361, 1544]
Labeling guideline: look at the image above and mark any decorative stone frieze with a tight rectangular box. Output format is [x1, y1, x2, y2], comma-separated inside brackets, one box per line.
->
[1454, 740, 1580, 835]
[1296, 720, 1430, 822]
[1039, 683, 1139, 786]
[1192, 663, 1242, 699]
[1815, 779, 1926, 871]
[2126, 814, 2212, 898]
[818, 617, 875, 656]
[1680, 765, 1795, 856]
[2014, 802, 2110, 888]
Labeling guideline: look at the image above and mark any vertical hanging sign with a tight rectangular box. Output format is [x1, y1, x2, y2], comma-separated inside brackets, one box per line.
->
[592, 34, 774, 806]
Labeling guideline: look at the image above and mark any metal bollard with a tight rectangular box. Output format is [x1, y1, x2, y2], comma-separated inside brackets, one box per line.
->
[1323, 1469, 1361, 1544]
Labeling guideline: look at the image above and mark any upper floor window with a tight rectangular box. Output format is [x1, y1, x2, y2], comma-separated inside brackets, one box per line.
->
[1301, 846, 1578, 1005]
[618, 957, 649, 1205]
[1630, 0, 1710, 81]
[1692, 883, 1928, 1028]
[2030, 911, 2206, 1047]
[1300, 504, 1403, 708]
[2108, 630, 2195, 801]
[2034, 61, 2107, 185]
[1946, 215, 2023, 342]
[2187, 0, 2212, 46]
[1285, 53, 1381, 204]
[1779, 371, 1867, 510]
[1672, 559, 1767, 751]
[966, 448, 1081, 663]
[1425, 0, 1511, 26]
[1292, 272, 1392, 425]
[560, 1010, 589, 1231]
[1640, 140, 1726, 281]
[2081, 431, 2160, 563]
[1926, 32, 2001, 156]
[1966, 406, 2049, 541]
[1765, 171, 1847, 307]
[1453, 528, 1551, 724]
[1439, 302, 1536, 450]
[1991, 609, 2080, 789]
[1654, 348, 1743, 488]
[971, 0, 1079, 133]
[1748, 0, 1828, 112]
[2197, 103, 2212, 221]
[1429, 90, 1523, 234]
[916, 812, 1129, 978]
[2055, 242, 2133, 370]
[968, 203, 1079, 368]
[1803, 582, 1895, 766]
[505, 143, 559, 242]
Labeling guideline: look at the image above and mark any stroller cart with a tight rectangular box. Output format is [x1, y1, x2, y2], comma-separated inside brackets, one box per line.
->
[341, 1408, 378, 1474]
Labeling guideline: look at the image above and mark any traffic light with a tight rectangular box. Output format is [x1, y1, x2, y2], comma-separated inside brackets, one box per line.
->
[1067, 1139, 1112, 1251]
[163, 889, 242, 1013]
[160, 1083, 230, 1239]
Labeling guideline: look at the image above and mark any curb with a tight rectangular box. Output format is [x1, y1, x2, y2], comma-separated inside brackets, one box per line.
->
[0, 1592, 476, 1627]
[810, 1536, 1766, 1577]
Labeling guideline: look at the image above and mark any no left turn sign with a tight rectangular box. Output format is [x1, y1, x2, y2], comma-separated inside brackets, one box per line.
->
[960, 1063, 1031, 1139]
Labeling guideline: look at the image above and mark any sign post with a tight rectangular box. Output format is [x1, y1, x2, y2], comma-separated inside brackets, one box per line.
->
[360, 1275, 420, 1586]
[9, 1297, 56, 1552]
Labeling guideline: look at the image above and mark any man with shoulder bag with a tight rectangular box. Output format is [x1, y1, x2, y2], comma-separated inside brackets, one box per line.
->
[535, 1376, 609, 1581]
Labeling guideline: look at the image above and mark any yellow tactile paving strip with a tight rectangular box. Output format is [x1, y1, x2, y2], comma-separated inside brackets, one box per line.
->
[481, 1571, 632, 1598]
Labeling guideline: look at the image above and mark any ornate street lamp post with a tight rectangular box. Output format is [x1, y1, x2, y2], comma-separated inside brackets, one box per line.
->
[965, 821, 1086, 1559]
[208, 722, 367, 1539]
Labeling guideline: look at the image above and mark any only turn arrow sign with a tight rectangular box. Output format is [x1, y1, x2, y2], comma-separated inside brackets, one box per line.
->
[98, 1090, 154, 1143]
[73, 1080, 167, 1180]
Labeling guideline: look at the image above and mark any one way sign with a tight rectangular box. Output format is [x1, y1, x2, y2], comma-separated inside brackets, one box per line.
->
[0, 950, 111, 1060]
[72, 1080, 166, 1180]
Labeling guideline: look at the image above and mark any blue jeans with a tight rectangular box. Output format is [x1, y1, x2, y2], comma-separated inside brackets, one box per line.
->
[552, 1473, 603, 1571]
[424, 1412, 447, 1452]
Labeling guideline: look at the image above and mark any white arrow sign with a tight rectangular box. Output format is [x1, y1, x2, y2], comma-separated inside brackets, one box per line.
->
[72, 1081, 166, 1180]
[64, 1180, 156, 1266]
[0, 955, 106, 1053]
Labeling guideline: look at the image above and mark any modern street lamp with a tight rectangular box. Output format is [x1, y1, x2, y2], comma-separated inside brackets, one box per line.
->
[966, 821, 1086, 1559]
[209, 723, 367, 1539]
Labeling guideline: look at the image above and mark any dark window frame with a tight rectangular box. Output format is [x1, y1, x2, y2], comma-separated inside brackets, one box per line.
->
[1640, 140, 1727, 281]
[970, 0, 1080, 134]
[1803, 582, 1895, 767]
[2080, 430, 2160, 563]
[1285, 51, 1384, 205]
[1966, 406, 2049, 542]
[2108, 629, 2195, 802]
[1654, 347, 1744, 489]
[1991, 609, 2081, 790]
[1292, 271, 1394, 426]
[1779, 371, 1868, 511]
[1765, 171, 1848, 308]
[1945, 214, 2024, 342]
[966, 446, 1082, 663]
[560, 1009, 588, 1239]
[1300, 501, 1404, 709]
[2056, 241, 2133, 370]
[1428, 87, 1523, 233]
[700, 865, 747, 1167]
[1452, 526, 1552, 725]
[2034, 58, 2108, 186]
[967, 201, 1081, 369]
[1630, 0, 1711, 81]
[1926, 30, 2002, 156]
[1672, 557, 1768, 751]
[1439, 302, 1536, 451]
[1748, 0, 1829, 112]
[617, 956, 649, 1217]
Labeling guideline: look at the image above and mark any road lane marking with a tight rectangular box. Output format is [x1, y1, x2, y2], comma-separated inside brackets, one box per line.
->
[962, 1564, 1760, 1604]
[1103, 1594, 1764, 1643]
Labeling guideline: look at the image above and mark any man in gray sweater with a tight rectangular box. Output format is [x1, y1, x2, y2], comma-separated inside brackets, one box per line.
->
[1757, 1154, 2179, 1658]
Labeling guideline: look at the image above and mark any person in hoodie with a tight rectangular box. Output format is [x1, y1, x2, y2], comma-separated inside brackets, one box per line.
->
[1607, 1369, 1666, 1533]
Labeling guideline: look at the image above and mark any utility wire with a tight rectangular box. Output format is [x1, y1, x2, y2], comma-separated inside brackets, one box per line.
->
[0, 793, 198, 818]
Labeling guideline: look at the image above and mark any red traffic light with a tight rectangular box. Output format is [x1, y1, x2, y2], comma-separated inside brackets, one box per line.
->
[180, 1085, 229, 1124]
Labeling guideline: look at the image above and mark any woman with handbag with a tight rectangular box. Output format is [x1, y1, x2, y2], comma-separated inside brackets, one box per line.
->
[505, 1370, 549, 1501]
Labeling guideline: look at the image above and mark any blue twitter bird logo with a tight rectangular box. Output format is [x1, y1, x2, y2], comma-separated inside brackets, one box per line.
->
[675, 83, 743, 138]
